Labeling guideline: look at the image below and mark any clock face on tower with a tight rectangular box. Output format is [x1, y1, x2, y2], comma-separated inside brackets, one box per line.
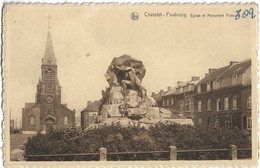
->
[45, 95, 54, 104]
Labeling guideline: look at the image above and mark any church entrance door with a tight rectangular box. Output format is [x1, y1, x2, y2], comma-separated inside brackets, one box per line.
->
[44, 118, 55, 133]
[46, 123, 54, 132]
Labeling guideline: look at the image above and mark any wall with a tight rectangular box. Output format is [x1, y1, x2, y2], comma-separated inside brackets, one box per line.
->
[22, 105, 41, 132]
[193, 85, 245, 129]
[55, 105, 75, 129]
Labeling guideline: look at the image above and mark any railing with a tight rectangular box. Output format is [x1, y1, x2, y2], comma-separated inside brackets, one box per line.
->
[25, 145, 251, 161]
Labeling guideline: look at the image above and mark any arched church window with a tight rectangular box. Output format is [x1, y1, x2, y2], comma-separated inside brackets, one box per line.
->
[52, 72, 55, 82]
[44, 71, 48, 82]
[30, 116, 35, 125]
[64, 116, 68, 125]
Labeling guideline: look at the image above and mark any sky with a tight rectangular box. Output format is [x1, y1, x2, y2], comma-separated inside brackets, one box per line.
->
[3, 4, 257, 124]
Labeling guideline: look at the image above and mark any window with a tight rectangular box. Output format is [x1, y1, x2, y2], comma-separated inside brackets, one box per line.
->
[207, 99, 211, 110]
[215, 78, 221, 89]
[224, 97, 229, 110]
[188, 85, 192, 91]
[216, 98, 221, 111]
[207, 82, 211, 91]
[247, 117, 252, 130]
[166, 99, 169, 106]
[247, 96, 251, 108]
[44, 71, 48, 82]
[64, 116, 68, 125]
[30, 116, 35, 125]
[198, 101, 201, 112]
[232, 74, 237, 85]
[186, 100, 191, 111]
[179, 101, 184, 112]
[197, 85, 201, 93]
[171, 98, 174, 105]
[233, 96, 237, 109]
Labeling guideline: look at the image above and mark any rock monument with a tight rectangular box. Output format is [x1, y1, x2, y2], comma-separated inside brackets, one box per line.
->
[99, 55, 172, 125]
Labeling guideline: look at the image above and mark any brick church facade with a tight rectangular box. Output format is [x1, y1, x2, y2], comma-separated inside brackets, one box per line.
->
[22, 31, 75, 134]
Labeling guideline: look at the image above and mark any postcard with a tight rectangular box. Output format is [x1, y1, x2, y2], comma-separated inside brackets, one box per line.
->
[2, 3, 258, 168]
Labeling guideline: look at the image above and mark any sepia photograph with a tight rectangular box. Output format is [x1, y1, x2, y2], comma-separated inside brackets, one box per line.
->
[2, 3, 258, 167]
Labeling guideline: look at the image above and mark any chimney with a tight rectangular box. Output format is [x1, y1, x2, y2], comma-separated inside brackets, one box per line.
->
[230, 61, 238, 66]
[87, 101, 92, 107]
[205, 73, 209, 76]
[151, 92, 155, 97]
[159, 90, 164, 95]
[209, 68, 216, 73]
[177, 81, 183, 85]
[191, 76, 200, 81]
[167, 86, 171, 91]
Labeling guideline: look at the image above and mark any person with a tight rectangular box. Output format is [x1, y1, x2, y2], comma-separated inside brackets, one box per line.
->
[115, 65, 146, 102]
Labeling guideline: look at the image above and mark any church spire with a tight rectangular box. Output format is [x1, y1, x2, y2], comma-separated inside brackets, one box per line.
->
[37, 77, 42, 86]
[42, 31, 57, 65]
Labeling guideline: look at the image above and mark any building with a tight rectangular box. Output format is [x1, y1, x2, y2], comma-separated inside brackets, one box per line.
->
[81, 101, 100, 130]
[193, 59, 251, 131]
[161, 77, 200, 118]
[151, 90, 165, 107]
[151, 77, 200, 119]
[22, 31, 75, 134]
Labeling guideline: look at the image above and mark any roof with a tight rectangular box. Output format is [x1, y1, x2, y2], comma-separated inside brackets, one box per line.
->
[163, 79, 199, 96]
[152, 92, 165, 102]
[219, 59, 251, 78]
[42, 31, 57, 65]
[60, 104, 75, 113]
[164, 87, 177, 96]
[82, 100, 100, 112]
[198, 65, 230, 84]
[177, 80, 199, 88]
[198, 59, 251, 85]
[24, 103, 37, 110]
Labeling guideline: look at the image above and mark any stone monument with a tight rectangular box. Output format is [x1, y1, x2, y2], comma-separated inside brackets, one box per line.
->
[99, 54, 172, 125]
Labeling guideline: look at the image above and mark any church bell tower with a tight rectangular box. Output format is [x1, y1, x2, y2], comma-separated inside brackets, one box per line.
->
[36, 31, 61, 117]
[22, 16, 75, 134]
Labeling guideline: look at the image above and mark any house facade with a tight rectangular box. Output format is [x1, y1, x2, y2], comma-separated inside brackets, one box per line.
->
[162, 77, 200, 118]
[152, 77, 200, 119]
[81, 101, 100, 130]
[193, 59, 251, 131]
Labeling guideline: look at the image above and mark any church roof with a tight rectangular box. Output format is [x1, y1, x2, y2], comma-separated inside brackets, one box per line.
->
[42, 31, 57, 65]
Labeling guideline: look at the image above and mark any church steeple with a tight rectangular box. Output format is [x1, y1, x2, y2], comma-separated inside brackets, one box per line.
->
[37, 77, 42, 86]
[42, 31, 57, 65]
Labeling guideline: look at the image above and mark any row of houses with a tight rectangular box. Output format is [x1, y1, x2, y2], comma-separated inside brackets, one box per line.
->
[152, 59, 252, 131]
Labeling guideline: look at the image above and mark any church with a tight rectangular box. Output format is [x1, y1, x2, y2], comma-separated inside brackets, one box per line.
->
[22, 31, 75, 134]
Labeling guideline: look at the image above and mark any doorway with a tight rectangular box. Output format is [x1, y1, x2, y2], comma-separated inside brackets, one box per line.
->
[44, 118, 55, 133]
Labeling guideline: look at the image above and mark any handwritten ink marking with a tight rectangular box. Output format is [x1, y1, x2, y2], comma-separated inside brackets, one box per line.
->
[248, 8, 256, 19]
[235, 8, 256, 20]
[235, 9, 241, 20]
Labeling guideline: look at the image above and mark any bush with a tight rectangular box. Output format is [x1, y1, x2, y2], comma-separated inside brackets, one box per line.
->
[25, 123, 251, 161]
